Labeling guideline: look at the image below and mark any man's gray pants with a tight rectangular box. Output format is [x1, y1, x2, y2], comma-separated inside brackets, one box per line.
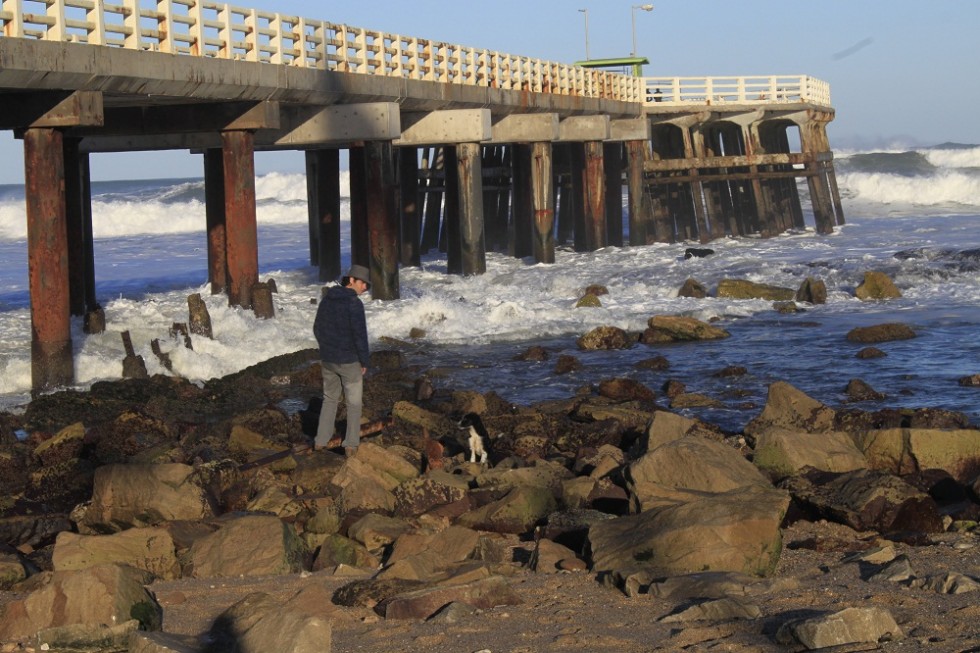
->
[315, 361, 363, 449]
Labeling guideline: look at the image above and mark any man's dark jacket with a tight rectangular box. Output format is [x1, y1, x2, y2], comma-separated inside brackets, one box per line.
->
[313, 285, 369, 367]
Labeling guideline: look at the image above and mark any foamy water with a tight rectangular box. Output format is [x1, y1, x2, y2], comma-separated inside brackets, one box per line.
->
[0, 145, 978, 430]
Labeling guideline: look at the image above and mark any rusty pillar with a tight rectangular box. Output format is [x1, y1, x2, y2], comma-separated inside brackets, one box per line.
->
[603, 142, 624, 248]
[511, 143, 533, 258]
[456, 142, 486, 276]
[24, 127, 73, 392]
[582, 141, 607, 251]
[63, 138, 95, 316]
[442, 146, 462, 274]
[530, 141, 555, 264]
[398, 146, 422, 268]
[305, 149, 342, 281]
[495, 147, 513, 251]
[221, 130, 258, 309]
[482, 146, 507, 252]
[348, 145, 370, 267]
[555, 145, 575, 246]
[203, 148, 227, 295]
[625, 140, 648, 246]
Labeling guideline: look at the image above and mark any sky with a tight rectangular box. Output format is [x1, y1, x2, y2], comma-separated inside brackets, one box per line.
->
[1, 0, 977, 184]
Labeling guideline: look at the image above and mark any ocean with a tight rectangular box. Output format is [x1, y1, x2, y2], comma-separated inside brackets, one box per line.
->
[0, 144, 978, 432]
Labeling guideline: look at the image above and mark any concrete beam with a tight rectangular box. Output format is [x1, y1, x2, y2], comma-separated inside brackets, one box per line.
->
[395, 109, 491, 146]
[610, 118, 650, 142]
[274, 102, 401, 146]
[489, 113, 560, 144]
[558, 115, 610, 142]
[3, 91, 103, 129]
[67, 101, 278, 137]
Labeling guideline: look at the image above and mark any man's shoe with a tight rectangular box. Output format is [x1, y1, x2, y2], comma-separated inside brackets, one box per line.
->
[344, 447, 357, 458]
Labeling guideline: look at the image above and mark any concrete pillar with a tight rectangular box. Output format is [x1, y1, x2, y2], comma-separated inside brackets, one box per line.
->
[603, 142, 623, 248]
[442, 146, 461, 274]
[530, 141, 555, 264]
[305, 149, 342, 282]
[625, 140, 648, 246]
[511, 144, 533, 259]
[63, 138, 95, 316]
[456, 142, 486, 276]
[203, 148, 226, 295]
[348, 145, 370, 267]
[398, 146, 422, 267]
[364, 141, 399, 299]
[24, 127, 73, 392]
[582, 141, 606, 251]
[221, 130, 258, 309]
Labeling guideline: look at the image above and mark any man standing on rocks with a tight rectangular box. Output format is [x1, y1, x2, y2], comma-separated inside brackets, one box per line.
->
[313, 264, 371, 457]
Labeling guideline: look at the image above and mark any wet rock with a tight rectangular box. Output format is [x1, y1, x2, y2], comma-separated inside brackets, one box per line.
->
[844, 378, 886, 402]
[854, 270, 902, 300]
[677, 278, 708, 298]
[795, 276, 827, 304]
[640, 315, 730, 343]
[577, 326, 634, 350]
[846, 322, 916, 343]
[716, 278, 795, 301]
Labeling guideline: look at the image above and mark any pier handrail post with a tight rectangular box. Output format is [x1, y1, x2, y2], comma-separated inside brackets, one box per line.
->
[2, 0, 25, 38]
[46, 0, 65, 40]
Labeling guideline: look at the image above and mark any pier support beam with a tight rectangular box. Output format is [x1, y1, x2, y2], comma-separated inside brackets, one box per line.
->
[63, 138, 96, 317]
[582, 141, 607, 251]
[221, 130, 258, 309]
[24, 127, 73, 392]
[364, 141, 399, 299]
[204, 148, 227, 294]
[511, 144, 533, 259]
[398, 147, 421, 268]
[530, 141, 555, 264]
[626, 140, 648, 246]
[305, 149, 342, 281]
[455, 142, 486, 275]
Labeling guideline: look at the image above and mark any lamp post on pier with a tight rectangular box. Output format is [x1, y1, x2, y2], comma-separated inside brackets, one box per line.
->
[578, 8, 590, 60]
[631, 4, 654, 57]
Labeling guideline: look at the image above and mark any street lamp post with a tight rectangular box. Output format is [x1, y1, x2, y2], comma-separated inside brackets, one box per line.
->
[631, 4, 654, 57]
[578, 8, 590, 60]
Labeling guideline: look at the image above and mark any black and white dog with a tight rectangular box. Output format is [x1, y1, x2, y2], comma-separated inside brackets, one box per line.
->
[457, 412, 492, 465]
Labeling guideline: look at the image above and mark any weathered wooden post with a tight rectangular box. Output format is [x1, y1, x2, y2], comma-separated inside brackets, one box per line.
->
[221, 130, 258, 309]
[455, 142, 486, 276]
[305, 148, 342, 282]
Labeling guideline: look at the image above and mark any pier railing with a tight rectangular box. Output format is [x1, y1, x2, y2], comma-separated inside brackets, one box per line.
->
[641, 75, 831, 107]
[0, 1, 833, 109]
[0, 0, 645, 102]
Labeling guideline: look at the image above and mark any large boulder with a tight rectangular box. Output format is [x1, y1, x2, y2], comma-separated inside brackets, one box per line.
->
[855, 428, 980, 483]
[79, 463, 216, 533]
[589, 485, 789, 580]
[0, 564, 160, 642]
[186, 514, 306, 578]
[846, 322, 916, 343]
[52, 527, 180, 579]
[577, 326, 634, 350]
[626, 437, 772, 512]
[207, 592, 331, 653]
[780, 468, 944, 534]
[744, 382, 836, 442]
[753, 430, 867, 480]
[457, 486, 558, 534]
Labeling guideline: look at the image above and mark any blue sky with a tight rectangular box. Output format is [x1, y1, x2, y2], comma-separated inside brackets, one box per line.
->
[1, 0, 977, 183]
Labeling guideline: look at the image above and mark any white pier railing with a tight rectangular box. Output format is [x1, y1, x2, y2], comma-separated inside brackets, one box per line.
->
[0, 0, 832, 109]
[0, 0, 644, 102]
[641, 75, 831, 107]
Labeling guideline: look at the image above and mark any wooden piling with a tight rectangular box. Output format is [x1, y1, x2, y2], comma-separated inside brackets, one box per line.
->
[305, 149, 342, 281]
[455, 142, 486, 276]
[221, 130, 258, 309]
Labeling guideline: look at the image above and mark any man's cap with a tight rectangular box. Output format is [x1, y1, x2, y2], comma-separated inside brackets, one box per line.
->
[346, 264, 370, 283]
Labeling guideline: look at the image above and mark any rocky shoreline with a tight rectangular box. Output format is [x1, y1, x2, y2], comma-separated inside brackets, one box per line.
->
[2, 316, 980, 652]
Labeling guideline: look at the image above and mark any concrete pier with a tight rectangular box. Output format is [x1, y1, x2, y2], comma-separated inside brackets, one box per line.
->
[0, 1, 843, 393]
